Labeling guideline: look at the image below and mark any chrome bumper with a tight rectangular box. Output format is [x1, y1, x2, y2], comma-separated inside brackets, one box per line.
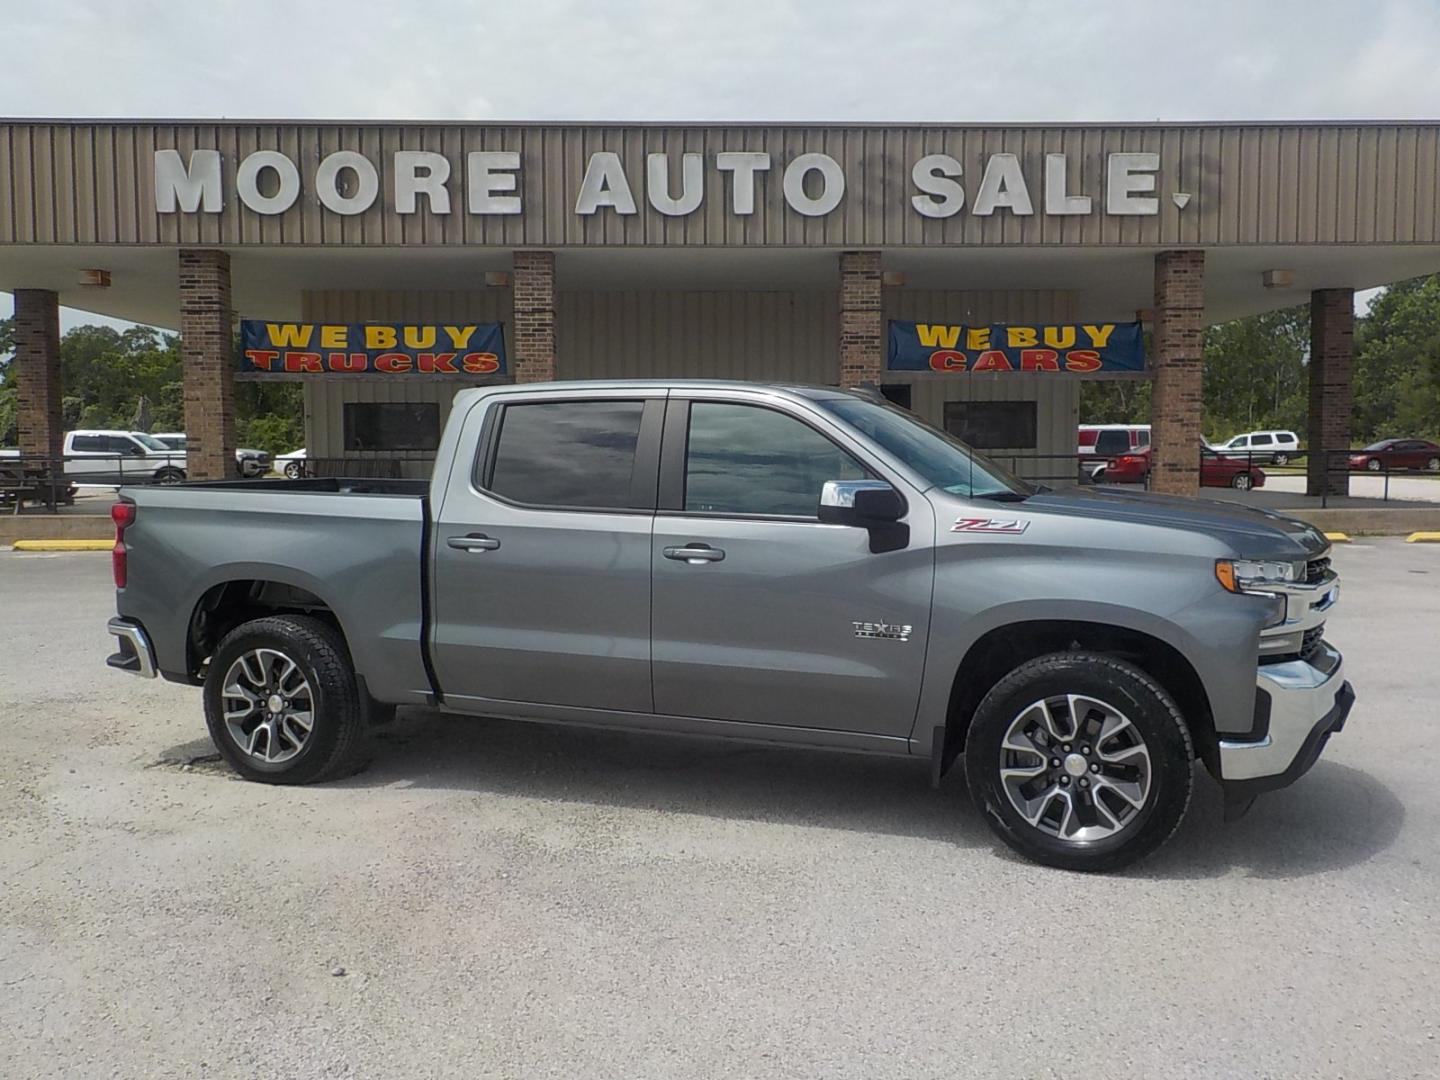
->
[1219, 642, 1352, 785]
[106, 617, 157, 678]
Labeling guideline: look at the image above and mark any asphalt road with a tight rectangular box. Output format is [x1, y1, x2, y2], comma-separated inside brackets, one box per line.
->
[2, 542, 1437, 1079]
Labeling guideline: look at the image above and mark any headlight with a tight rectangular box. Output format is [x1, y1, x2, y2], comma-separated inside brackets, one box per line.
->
[1215, 558, 1301, 593]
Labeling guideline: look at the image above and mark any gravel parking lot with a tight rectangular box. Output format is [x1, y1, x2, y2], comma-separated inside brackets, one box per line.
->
[2, 541, 1437, 1079]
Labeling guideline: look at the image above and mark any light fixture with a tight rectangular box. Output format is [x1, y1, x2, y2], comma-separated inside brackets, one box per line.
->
[484, 270, 511, 287]
[78, 269, 111, 287]
[1262, 269, 1294, 289]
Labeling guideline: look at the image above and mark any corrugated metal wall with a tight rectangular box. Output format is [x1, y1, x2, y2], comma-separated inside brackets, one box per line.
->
[4, 121, 1437, 247]
[300, 286, 1080, 482]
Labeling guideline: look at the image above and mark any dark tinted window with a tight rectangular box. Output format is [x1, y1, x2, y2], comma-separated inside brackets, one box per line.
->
[1252, 433, 1273, 446]
[1093, 429, 1131, 456]
[944, 402, 1037, 450]
[343, 403, 440, 451]
[104, 435, 142, 454]
[684, 402, 866, 517]
[488, 400, 644, 509]
[70, 435, 106, 452]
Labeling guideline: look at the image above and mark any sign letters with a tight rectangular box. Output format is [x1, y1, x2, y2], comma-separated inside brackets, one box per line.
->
[239, 321, 506, 376]
[887, 320, 1146, 374]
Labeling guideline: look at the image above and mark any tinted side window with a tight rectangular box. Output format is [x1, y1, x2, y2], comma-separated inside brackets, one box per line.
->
[488, 400, 644, 509]
[1252, 434, 1273, 446]
[1134, 429, 1151, 447]
[70, 435, 106, 452]
[105, 435, 140, 453]
[684, 402, 867, 517]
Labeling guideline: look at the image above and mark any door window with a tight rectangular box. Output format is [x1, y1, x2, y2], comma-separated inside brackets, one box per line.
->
[1230, 436, 1249, 448]
[1252, 434, 1273, 446]
[486, 400, 646, 510]
[70, 435, 106, 452]
[1134, 429, 1151, 447]
[683, 402, 867, 518]
[104, 435, 143, 455]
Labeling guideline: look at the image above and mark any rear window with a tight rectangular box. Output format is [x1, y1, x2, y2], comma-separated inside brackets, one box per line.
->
[1094, 430, 1131, 456]
[486, 400, 645, 510]
[1252, 433, 1273, 446]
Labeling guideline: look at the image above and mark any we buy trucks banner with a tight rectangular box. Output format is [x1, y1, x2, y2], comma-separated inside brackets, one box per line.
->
[240, 320, 507, 376]
[887, 320, 1145, 374]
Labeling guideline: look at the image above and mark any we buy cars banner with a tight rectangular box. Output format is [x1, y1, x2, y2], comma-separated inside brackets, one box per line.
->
[240, 320, 506, 376]
[887, 320, 1145, 374]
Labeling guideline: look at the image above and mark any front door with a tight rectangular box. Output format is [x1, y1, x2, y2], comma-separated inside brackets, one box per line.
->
[430, 392, 663, 714]
[650, 396, 934, 738]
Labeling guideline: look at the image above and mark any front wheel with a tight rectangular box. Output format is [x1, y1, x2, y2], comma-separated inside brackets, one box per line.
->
[203, 614, 371, 784]
[963, 652, 1194, 872]
[1426, 457, 1439, 473]
[155, 466, 186, 485]
[1367, 458, 1382, 472]
[1231, 472, 1254, 490]
[284, 461, 304, 479]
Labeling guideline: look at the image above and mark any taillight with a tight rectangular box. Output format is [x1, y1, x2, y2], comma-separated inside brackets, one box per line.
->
[1118, 455, 1145, 467]
[111, 501, 136, 588]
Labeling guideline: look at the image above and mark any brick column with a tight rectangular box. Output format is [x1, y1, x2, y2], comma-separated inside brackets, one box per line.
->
[838, 251, 883, 388]
[13, 289, 63, 469]
[178, 249, 236, 480]
[1306, 288, 1355, 498]
[1150, 250, 1206, 496]
[512, 251, 556, 383]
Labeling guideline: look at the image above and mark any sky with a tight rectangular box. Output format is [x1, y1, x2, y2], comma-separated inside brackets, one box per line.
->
[2, 0, 1434, 331]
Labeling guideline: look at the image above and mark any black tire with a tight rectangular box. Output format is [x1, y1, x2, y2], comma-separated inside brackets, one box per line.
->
[1273, 453, 1290, 466]
[203, 614, 371, 784]
[1366, 458, 1382, 472]
[1230, 472, 1253, 490]
[155, 466, 186, 485]
[1427, 456, 1439, 473]
[284, 462, 304, 480]
[963, 652, 1194, 872]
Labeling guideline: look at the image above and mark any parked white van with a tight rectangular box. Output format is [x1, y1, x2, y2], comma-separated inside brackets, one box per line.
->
[1213, 430, 1300, 465]
[64, 430, 187, 485]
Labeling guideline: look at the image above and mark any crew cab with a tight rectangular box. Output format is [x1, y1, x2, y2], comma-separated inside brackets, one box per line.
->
[65, 429, 187, 485]
[105, 381, 1353, 872]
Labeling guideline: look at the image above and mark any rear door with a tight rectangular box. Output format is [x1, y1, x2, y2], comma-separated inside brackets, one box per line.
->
[649, 393, 935, 738]
[430, 390, 663, 714]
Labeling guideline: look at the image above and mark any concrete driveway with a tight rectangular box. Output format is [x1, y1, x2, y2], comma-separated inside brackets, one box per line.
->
[2, 542, 1437, 1079]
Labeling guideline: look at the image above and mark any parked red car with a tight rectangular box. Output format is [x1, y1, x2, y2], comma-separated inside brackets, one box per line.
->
[1094, 444, 1266, 490]
[1347, 438, 1440, 473]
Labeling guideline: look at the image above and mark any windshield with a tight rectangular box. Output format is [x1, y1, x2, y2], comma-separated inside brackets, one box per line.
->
[130, 433, 173, 452]
[814, 396, 1033, 499]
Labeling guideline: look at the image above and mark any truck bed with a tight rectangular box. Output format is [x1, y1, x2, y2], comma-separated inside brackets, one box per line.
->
[114, 478, 434, 704]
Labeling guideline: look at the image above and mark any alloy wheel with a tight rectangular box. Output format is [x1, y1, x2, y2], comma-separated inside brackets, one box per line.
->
[220, 648, 315, 763]
[998, 694, 1153, 843]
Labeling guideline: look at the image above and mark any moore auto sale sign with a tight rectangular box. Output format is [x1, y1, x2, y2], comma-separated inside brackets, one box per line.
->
[154, 145, 1175, 222]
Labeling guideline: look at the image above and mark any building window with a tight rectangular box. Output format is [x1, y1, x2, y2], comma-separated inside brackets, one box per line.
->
[943, 401, 1038, 450]
[486, 400, 645, 510]
[684, 402, 868, 518]
[342, 402, 441, 452]
[879, 384, 913, 410]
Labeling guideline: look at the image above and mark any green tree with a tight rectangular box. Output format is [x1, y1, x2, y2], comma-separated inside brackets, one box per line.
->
[1200, 306, 1309, 441]
[1353, 275, 1440, 443]
[0, 316, 15, 444]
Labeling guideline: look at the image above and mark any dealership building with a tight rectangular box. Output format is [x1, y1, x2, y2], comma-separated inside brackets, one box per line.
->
[3, 119, 1439, 494]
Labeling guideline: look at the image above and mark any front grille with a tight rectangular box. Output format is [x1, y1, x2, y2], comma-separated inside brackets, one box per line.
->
[1305, 556, 1331, 584]
[1300, 624, 1325, 661]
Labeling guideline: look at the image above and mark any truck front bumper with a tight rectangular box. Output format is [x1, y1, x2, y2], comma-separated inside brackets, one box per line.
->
[106, 617, 158, 679]
[1218, 642, 1353, 795]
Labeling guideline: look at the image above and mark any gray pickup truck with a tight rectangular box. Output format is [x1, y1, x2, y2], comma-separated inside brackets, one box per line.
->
[106, 380, 1353, 871]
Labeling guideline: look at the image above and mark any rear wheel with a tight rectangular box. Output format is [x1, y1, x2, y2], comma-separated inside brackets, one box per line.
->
[1231, 471, 1254, 490]
[203, 614, 370, 784]
[1273, 452, 1290, 466]
[155, 466, 186, 484]
[284, 461, 304, 480]
[964, 652, 1193, 872]
[1426, 456, 1439, 473]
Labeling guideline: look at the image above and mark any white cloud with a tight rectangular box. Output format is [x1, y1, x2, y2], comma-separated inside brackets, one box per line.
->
[2, 0, 1438, 122]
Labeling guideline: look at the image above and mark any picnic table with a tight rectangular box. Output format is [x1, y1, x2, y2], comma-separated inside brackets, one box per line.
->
[0, 459, 76, 514]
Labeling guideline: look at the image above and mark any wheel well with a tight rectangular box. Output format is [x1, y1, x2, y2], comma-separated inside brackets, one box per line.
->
[187, 580, 345, 679]
[942, 620, 1213, 763]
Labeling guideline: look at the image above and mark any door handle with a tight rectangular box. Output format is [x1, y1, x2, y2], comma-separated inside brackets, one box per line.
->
[447, 533, 501, 552]
[663, 544, 725, 564]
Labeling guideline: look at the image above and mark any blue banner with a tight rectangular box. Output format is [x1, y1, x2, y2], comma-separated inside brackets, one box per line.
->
[240, 320, 506, 376]
[887, 320, 1145, 374]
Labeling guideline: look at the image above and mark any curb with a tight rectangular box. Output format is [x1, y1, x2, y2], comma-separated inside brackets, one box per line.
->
[1323, 532, 1351, 542]
[1406, 532, 1440, 543]
[11, 539, 113, 552]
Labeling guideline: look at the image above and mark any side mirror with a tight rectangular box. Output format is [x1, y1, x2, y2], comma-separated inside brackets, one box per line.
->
[127, 442, 148, 456]
[818, 480, 909, 553]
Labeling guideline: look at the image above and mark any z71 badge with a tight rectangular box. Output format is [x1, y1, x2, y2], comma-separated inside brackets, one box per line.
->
[952, 517, 1029, 535]
[852, 621, 913, 642]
